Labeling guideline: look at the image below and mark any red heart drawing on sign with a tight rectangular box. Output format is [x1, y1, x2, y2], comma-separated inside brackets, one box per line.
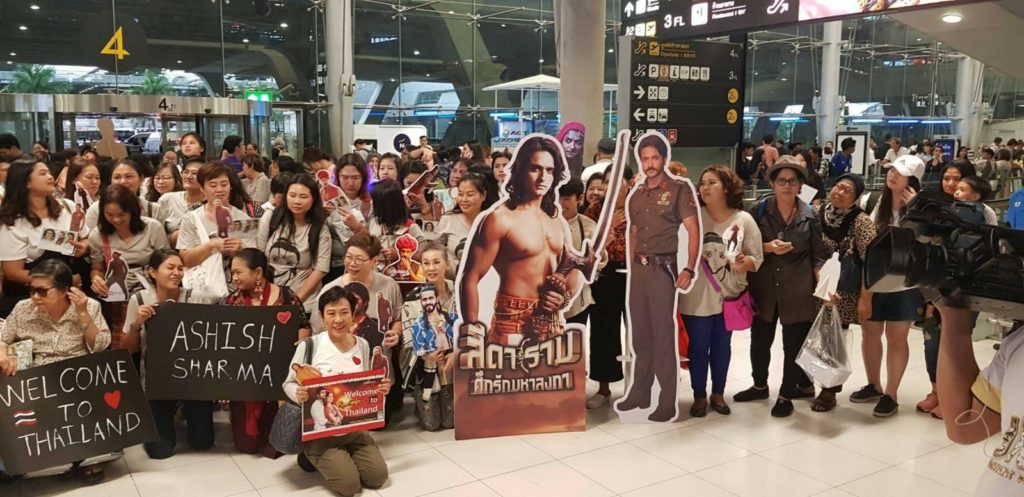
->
[104, 390, 121, 410]
[353, 356, 362, 366]
[276, 311, 292, 325]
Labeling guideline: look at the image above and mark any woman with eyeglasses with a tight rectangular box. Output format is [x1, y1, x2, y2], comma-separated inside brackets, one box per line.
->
[0, 157, 90, 317]
[145, 161, 184, 204]
[315, 233, 403, 424]
[123, 249, 218, 460]
[158, 157, 207, 246]
[0, 259, 112, 482]
[734, 158, 827, 418]
[811, 173, 876, 413]
[88, 185, 170, 345]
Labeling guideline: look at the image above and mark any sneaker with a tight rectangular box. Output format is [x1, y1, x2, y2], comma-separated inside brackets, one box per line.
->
[849, 384, 884, 404]
[916, 391, 939, 413]
[586, 393, 610, 410]
[733, 385, 770, 402]
[873, 395, 899, 418]
[771, 398, 794, 417]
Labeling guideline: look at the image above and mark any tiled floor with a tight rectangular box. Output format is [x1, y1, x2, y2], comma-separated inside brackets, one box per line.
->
[6, 327, 1000, 497]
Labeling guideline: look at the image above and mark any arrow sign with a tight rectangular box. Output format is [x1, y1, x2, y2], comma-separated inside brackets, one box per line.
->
[633, 108, 645, 122]
[624, 1, 634, 17]
[633, 86, 645, 99]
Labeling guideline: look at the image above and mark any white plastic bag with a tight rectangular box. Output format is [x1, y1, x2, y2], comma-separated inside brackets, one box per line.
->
[796, 304, 852, 388]
[182, 211, 229, 299]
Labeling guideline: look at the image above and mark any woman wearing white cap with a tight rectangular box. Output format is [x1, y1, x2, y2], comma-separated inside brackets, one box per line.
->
[848, 154, 926, 418]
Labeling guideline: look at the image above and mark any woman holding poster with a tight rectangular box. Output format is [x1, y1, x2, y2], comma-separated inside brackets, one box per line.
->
[284, 286, 390, 496]
[0, 259, 112, 482]
[124, 249, 219, 460]
[224, 248, 311, 457]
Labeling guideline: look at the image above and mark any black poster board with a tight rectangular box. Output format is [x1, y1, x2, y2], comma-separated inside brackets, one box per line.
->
[0, 350, 157, 475]
[144, 303, 302, 401]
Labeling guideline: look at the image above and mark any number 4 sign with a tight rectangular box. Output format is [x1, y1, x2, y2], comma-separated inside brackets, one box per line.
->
[101, 27, 130, 60]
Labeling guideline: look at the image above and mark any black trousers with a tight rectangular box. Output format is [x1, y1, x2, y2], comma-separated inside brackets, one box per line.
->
[750, 309, 813, 396]
[588, 263, 626, 383]
[144, 400, 215, 459]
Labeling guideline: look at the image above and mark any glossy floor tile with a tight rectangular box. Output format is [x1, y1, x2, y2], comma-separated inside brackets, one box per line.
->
[6, 325, 1001, 497]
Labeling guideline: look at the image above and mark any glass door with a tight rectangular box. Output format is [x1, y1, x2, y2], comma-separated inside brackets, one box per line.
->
[270, 108, 302, 158]
[160, 116, 199, 155]
[203, 117, 244, 156]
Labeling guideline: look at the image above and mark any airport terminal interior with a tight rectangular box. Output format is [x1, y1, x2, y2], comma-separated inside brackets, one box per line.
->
[1, 1, 1024, 496]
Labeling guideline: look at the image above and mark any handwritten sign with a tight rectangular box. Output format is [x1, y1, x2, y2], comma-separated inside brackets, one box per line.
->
[0, 350, 157, 474]
[144, 303, 302, 401]
[301, 369, 387, 441]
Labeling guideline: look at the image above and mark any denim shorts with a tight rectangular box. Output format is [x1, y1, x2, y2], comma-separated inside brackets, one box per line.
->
[870, 289, 925, 322]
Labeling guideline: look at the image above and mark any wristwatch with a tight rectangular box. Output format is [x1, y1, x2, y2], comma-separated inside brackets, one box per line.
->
[682, 267, 695, 277]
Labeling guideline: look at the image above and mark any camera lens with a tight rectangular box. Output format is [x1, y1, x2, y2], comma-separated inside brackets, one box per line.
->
[865, 228, 947, 292]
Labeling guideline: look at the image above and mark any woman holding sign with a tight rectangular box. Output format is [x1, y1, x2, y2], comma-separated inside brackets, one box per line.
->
[0, 259, 112, 482]
[88, 185, 170, 344]
[224, 248, 311, 457]
[284, 286, 390, 496]
[256, 174, 331, 314]
[123, 249, 218, 460]
[0, 157, 89, 318]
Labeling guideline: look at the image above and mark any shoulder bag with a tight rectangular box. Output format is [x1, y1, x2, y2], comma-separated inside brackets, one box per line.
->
[269, 336, 314, 455]
[182, 210, 230, 299]
[700, 259, 756, 331]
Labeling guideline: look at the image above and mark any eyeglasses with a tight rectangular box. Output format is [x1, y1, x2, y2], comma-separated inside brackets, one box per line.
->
[29, 286, 54, 297]
[182, 169, 200, 177]
[773, 178, 802, 187]
[344, 254, 370, 265]
[831, 184, 855, 195]
[154, 175, 175, 182]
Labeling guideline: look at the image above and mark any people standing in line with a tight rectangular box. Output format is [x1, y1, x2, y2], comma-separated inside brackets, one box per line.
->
[850, 155, 926, 418]
[241, 153, 271, 205]
[123, 249, 218, 460]
[284, 286, 390, 496]
[257, 174, 331, 314]
[814, 173, 876, 412]
[0, 157, 89, 317]
[680, 166, 763, 417]
[734, 158, 827, 418]
[225, 249, 311, 457]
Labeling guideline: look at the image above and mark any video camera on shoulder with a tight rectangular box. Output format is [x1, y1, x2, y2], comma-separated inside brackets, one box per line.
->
[865, 190, 1024, 320]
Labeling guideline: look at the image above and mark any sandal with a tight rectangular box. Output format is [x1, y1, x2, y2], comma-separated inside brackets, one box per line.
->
[811, 392, 837, 413]
[79, 464, 105, 485]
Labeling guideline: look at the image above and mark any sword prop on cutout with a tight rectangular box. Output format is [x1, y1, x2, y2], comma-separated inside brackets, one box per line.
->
[579, 129, 632, 282]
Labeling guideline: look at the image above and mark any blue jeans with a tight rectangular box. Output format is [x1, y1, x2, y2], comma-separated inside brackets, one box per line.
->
[682, 313, 732, 399]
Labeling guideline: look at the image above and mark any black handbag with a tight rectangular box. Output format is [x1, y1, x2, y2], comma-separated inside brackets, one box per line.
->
[269, 336, 314, 455]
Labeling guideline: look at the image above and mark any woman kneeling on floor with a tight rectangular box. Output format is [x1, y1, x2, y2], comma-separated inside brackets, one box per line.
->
[283, 286, 390, 496]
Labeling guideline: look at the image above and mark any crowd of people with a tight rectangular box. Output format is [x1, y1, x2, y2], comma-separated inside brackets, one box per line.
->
[0, 129, 1018, 496]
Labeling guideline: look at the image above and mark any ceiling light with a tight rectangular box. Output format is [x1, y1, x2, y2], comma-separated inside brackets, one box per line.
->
[538, 58, 544, 63]
[941, 13, 962, 23]
[425, 73, 431, 77]
[413, 50, 420, 55]
[30, 4, 39, 10]
[6, 61, 12, 65]
[780, 77, 788, 81]
[177, 60, 183, 64]
[608, 48, 614, 53]
[242, 38, 250, 43]
[9, 52, 15, 56]
[501, 23, 506, 27]
[18, 25, 27, 31]
[279, 22, 288, 28]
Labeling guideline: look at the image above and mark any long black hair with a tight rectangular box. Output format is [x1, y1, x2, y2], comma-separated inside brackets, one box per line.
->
[233, 247, 276, 281]
[876, 174, 922, 229]
[0, 156, 64, 227]
[369, 179, 411, 231]
[505, 136, 565, 218]
[269, 174, 327, 262]
[335, 153, 369, 199]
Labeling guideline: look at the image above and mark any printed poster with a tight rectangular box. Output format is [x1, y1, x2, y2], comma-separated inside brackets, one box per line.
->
[300, 369, 387, 441]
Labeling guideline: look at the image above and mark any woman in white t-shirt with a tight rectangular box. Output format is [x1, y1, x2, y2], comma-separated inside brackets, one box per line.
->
[257, 174, 332, 313]
[284, 286, 390, 496]
[436, 172, 491, 279]
[158, 157, 208, 245]
[84, 158, 170, 233]
[679, 166, 763, 418]
[0, 157, 88, 317]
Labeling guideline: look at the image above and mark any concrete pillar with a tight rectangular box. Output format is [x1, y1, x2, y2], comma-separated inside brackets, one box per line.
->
[955, 55, 984, 147]
[817, 21, 842, 147]
[325, 0, 354, 155]
[555, 0, 605, 171]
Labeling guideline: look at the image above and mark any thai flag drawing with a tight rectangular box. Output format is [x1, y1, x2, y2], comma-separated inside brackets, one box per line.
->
[13, 410, 37, 427]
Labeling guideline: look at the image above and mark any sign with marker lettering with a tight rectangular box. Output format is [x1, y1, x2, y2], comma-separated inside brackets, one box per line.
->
[0, 350, 157, 475]
[144, 303, 302, 401]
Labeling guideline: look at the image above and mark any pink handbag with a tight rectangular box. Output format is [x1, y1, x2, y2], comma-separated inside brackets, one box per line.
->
[700, 259, 756, 331]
